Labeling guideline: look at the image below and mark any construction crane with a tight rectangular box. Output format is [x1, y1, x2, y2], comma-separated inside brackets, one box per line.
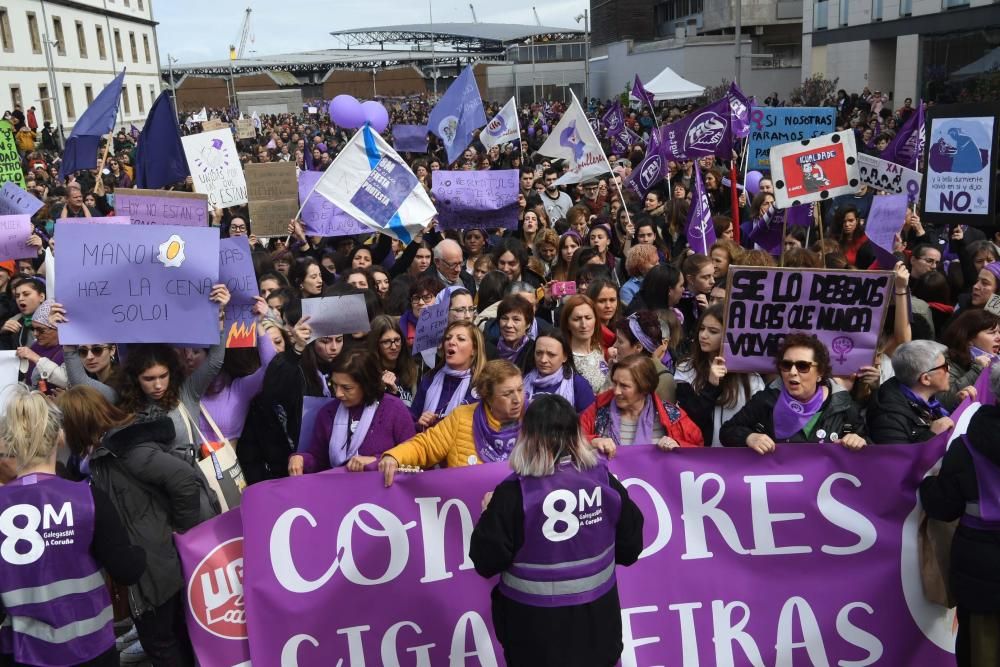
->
[532, 6, 541, 26]
[229, 7, 253, 60]
[469, 3, 477, 22]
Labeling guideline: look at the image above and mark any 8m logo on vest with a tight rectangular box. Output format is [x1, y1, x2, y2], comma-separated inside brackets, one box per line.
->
[0, 502, 76, 565]
[542, 487, 603, 542]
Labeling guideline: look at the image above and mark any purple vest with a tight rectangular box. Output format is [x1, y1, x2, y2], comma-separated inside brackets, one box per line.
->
[0, 474, 115, 665]
[960, 435, 1000, 531]
[498, 460, 621, 608]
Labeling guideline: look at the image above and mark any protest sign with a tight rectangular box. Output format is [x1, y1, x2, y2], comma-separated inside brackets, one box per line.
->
[922, 104, 999, 227]
[220, 444, 955, 666]
[297, 170, 369, 237]
[747, 107, 837, 171]
[0, 215, 35, 261]
[432, 169, 519, 230]
[0, 120, 25, 188]
[181, 129, 248, 210]
[55, 223, 221, 345]
[245, 162, 298, 237]
[300, 294, 370, 338]
[986, 294, 1000, 317]
[115, 188, 209, 227]
[723, 266, 892, 375]
[235, 119, 255, 140]
[411, 298, 450, 355]
[392, 124, 429, 153]
[857, 153, 922, 201]
[0, 351, 19, 414]
[297, 396, 335, 452]
[202, 118, 227, 131]
[770, 131, 861, 209]
[0, 182, 43, 217]
[59, 216, 130, 225]
[865, 193, 908, 268]
[219, 237, 257, 348]
[175, 508, 251, 667]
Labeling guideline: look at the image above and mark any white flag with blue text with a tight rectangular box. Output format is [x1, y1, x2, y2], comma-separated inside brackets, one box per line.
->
[480, 97, 520, 151]
[305, 125, 436, 244]
[537, 93, 612, 186]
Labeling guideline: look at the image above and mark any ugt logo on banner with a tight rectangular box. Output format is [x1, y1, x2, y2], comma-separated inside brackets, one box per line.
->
[187, 537, 247, 640]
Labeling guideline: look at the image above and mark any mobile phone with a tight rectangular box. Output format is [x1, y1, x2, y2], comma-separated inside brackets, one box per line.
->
[551, 281, 577, 297]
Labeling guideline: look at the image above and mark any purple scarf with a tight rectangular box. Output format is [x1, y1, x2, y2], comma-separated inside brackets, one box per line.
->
[773, 385, 826, 440]
[497, 336, 529, 362]
[898, 383, 950, 420]
[472, 402, 520, 463]
[523, 367, 575, 404]
[608, 396, 657, 445]
[424, 366, 471, 416]
[328, 401, 379, 467]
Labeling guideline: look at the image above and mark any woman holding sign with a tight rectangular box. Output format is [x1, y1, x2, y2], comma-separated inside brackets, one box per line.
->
[719, 333, 868, 451]
[470, 394, 644, 667]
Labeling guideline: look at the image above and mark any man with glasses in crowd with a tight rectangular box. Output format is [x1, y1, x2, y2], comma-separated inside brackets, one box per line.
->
[429, 239, 476, 294]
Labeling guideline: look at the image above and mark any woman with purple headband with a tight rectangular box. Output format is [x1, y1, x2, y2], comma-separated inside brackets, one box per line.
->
[612, 310, 677, 405]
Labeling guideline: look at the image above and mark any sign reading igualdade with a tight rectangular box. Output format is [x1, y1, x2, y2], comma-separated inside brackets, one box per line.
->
[178, 444, 955, 665]
[723, 267, 892, 375]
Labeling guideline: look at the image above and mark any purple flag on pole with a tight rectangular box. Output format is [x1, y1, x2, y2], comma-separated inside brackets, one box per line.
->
[130, 124, 140, 140]
[602, 101, 625, 135]
[609, 125, 641, 156]
[727, 82, 751, 139]
[428, 65, 487, 164]
[686, 167, 717, 255]
[660, 97, 734, 161]
[881, 101, 924, 170]
[632, 75, 656, 112]
[625, 148, 665, 199]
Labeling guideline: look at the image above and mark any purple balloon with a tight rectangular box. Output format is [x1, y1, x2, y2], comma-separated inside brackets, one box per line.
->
[361, 100, 390, 133]
[745, 170, 764, 197]
[328, 95, 365, 129]
[527, 126, 536, 138]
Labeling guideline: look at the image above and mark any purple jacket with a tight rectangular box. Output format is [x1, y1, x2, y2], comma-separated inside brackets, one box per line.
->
[301, 393, 416, 473]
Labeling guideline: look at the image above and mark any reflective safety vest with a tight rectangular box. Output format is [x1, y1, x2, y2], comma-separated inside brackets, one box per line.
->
[960, 435, 1000, 531]
[0, 473, 115, 666]
[498, 459, 621, 607]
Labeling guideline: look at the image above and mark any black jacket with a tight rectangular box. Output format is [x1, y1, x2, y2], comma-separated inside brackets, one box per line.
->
[88, 418, 204, 615]
[719, 384, 867, 446]
[866, 377, 940, 444]
[920, 405, 1000, 611]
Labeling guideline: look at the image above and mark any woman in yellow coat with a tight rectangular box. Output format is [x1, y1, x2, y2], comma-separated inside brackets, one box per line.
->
[379, 360, 524, 486]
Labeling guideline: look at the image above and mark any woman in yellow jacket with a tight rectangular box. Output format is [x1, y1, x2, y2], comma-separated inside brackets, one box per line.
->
[379, 360, 524, 486]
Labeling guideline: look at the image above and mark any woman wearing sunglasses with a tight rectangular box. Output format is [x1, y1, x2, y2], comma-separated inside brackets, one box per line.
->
[65, 342, 118, 385]
[720, 333, 868, 452]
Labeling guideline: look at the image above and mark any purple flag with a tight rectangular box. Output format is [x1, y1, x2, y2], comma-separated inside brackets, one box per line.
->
[661, 97, 734, 161]
[392, 124, 429, 153]
[632, 75, 656, 113]
[602, 101, 626, 135]
[609, 125, 641, 156]
[231, 444, 955, 666]
[727, 82, 751, 139]
[428, 65, 487, 164]
[130, 124, 140, 140]
[881, 101, 923, 170]
[686, 167, 717, 255]
[625, 150, 665, 199]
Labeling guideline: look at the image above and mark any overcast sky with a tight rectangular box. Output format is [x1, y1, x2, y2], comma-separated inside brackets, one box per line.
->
[155, 0, 587, 63]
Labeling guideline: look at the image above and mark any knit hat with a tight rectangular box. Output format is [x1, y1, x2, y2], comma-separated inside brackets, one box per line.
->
[32, 300, 57, 329]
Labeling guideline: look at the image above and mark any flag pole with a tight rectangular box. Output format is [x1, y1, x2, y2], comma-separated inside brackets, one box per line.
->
[571, 90, 633, 229]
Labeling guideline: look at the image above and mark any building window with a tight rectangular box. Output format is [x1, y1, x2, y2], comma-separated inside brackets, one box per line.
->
[124, 0, 130, 6]
[63, 84, 75, 119]
[142, 34, 150, 63]
[52, 17, 65, 55]
[9, 85, 21, 111]
[0, 9, 11, 52]
[129, 31, 137, 62]
[900, 0, 912, 14]
[122, 86, 130, 114]
[149, 85, 156, 106]
[839, 0, 849, 26]
[96, 25, 106, 59]
[138, 0, 144, 9]
[27, 13, 41, 53]
[943, 0, 969, 7]
[75, 21, 87, 57]
[84, 84, 93, 105]
[814, 0, 829, 29]
[114, 28, 123, 60]
[136, 84, 144, 112]
[38, 85, 51, 122]
[872, 0, 882, 19]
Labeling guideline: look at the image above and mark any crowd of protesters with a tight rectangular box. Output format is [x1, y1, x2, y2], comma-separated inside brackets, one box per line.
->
[2, 80, 999, 667]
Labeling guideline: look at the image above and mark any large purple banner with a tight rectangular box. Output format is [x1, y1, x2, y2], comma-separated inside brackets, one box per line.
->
[210, 444, 956, 666]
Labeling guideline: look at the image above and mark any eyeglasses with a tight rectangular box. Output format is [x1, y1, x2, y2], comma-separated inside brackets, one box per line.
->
[78, 345, 110, 357]
[437, 258, 463, 271]
[380, 337, 402, 348]
[778, 359, 818, 373]
[411, 294, 435, 305]
[449, 306, 476, 315]
[923, 362, 948, 375]
[229, 224, 247, 232]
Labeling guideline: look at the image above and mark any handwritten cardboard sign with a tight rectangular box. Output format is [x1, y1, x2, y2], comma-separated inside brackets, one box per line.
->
[298, 170, 369, 237]
[0, 120, 25, 188]
[115, 189, 209, 227]
[300, 294, 370, 338]
[55, 223, 221, 345]
[202, 119, 227, 131]
[235, 119, 256, 140]
[770, 131, 860, 208]
[411, 298, 450, 355]
[0, 182, 43, 217]
[182, 129, 248, 210]
[723, 266, 892, 375]
[245, 162, 298, 237]
[0, 215, 36, 261]
[431, 169, 519, 230]
[219, 236, 258, 348]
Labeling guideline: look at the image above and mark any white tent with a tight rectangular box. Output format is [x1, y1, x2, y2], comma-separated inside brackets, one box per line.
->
[642, 66, 705, 101]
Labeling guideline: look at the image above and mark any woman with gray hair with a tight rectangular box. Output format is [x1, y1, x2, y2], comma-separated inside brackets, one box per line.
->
[867, 340, 954, 443]
[470, 394, 644, 667]
[920, 362, 1000, 666]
